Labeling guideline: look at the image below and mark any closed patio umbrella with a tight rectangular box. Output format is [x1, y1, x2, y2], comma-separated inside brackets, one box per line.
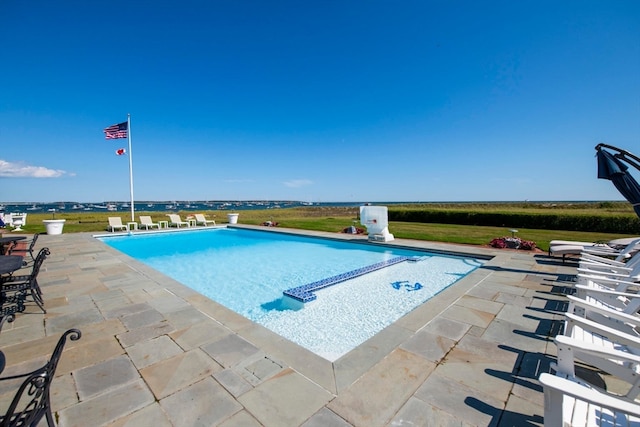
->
[596, 143, 640, 218]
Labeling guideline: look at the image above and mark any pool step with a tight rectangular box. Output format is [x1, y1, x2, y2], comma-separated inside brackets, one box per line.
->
[283, 256, 412, 303]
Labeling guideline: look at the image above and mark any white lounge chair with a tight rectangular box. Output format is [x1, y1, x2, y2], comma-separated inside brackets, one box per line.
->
[107, 217, 127, 232]
[550, 244, 625, 263]
[539, 373, 640, 426]
[549, 237, 640, 263]
[168, 214, 190, 228]
[139, 216, 160, 230]
[194, 214, 215, 227]
[549, 237, 640, 250]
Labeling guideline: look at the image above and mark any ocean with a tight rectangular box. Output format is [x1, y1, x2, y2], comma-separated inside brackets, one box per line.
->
[0, 200, 369, 214]
[0, 199, 613, 215]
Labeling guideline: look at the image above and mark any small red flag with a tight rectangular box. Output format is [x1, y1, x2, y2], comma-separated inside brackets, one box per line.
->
[115, 148, 126, 156]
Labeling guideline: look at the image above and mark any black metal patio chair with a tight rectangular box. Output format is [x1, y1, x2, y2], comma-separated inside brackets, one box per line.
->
[0, 329, 81, 427]
[7, 233, 40, 263]
[1, 248, 50, 314]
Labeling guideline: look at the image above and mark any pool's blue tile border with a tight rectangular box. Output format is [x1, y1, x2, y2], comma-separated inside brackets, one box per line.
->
[283, 256, 413, 303]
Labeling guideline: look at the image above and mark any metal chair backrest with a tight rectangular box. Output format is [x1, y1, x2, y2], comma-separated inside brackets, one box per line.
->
[30, 247, 50, 280]
[8, 234, 40, 262]
[25, 233, 39, 261]
[0, 329, 81, 427]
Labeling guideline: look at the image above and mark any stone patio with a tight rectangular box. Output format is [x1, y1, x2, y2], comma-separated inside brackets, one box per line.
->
[0, 226, 581, 426]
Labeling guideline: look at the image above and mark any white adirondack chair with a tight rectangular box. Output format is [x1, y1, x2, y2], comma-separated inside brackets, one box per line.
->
[553, 296, 640, 402]
[577, 251, 640, 284]
[574, 275, 640, 315]
[578, 244, 640, 270]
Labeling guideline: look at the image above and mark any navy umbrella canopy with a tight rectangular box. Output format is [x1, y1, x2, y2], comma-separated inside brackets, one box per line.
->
[596, 144, 640, 219]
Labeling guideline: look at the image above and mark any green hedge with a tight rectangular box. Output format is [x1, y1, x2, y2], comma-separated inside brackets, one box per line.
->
[388, 209, 640, 234]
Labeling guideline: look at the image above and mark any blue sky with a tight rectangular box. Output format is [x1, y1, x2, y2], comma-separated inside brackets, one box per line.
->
[1, 1, 638, 203]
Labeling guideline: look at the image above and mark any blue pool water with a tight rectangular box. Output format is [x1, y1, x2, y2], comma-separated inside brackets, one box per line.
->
[99, 228, 485, 361]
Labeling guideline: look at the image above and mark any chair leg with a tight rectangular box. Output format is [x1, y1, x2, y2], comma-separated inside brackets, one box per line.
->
[45, 405, 55, 426]
[30, 284, 46, 313]
[31, 290, 46, 313]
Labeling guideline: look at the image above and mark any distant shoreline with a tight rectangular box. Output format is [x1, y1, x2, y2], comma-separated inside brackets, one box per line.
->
[0, 199, 628, 215]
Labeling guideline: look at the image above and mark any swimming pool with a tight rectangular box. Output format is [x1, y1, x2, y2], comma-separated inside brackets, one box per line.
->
[99, 228, 485, 361]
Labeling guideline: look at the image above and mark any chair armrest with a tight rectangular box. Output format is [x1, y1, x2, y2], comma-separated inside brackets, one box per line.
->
[577, 264, 633, 273]
[555, 335, 640, 365]
[568, 295, 640, 326]
[565, 312, 640, 349]
[539, 373, 640, 417]
[578, 274, 639, 288]
[580, 253, 628, 266]
[575, 285, 640, 300]
[577, 269, 635, 281]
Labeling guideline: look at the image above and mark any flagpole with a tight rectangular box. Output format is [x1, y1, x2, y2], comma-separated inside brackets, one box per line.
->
[127, 113, 135, 222]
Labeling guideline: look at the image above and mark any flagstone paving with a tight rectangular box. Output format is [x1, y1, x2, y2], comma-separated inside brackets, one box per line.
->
[0, 227, 581, 426]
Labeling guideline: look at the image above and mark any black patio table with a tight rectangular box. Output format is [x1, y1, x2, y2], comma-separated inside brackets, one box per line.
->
[0, 256, 24, 275]
[0, 236, 26, 255]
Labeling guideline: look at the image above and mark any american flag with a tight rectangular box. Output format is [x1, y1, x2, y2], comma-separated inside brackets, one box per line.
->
[103, 122, 128, 139]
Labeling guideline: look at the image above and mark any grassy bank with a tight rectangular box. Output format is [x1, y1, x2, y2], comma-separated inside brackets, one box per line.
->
[5, 205, 637, 252]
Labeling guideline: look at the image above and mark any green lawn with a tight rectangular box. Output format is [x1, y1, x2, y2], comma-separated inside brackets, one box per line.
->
[6, 207, 636, 252]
